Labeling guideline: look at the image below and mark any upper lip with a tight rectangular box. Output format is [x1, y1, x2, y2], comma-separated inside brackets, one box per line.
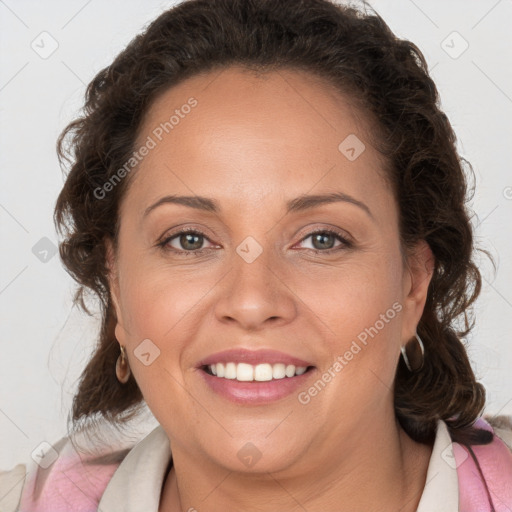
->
[197, 348, 314, 368]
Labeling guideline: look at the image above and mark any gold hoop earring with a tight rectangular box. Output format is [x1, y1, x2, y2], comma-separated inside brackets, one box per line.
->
[116, 345, 131, 384]
[401, 332, 425, 372]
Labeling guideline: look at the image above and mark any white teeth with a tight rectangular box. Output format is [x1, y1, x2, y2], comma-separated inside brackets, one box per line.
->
[225, 362, 237, 379]
[237, 363, 254, 381]
[254, 363, 273, 381]
[285, 364, 296, 378]
[207, 362, 309, 381]
[272, 363, 286, 379]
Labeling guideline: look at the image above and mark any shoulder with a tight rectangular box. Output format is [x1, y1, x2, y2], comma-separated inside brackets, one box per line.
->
[0, 463, 27, 512]
[454, 414, 512, 510]
[0, 427, 133, 512]
[484, 413, 512, 452]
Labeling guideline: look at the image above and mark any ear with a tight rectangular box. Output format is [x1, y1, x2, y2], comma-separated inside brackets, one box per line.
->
[105, 237, 126, 343]
[400, 240, 435, 343]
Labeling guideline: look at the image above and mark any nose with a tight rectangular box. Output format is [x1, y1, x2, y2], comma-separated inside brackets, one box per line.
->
[213, 244, 297, 330]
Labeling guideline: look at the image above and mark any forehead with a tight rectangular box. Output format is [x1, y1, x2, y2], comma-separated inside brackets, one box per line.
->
[123, 66, 390, 215]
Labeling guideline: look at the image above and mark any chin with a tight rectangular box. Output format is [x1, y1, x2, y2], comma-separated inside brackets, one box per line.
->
[204, 436, 306, 475]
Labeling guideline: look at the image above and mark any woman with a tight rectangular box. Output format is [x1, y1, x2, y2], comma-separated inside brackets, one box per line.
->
[1, 0, 511, 510]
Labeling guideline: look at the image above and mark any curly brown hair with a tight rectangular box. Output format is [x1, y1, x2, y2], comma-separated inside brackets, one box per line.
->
[54, 0, 493, 447]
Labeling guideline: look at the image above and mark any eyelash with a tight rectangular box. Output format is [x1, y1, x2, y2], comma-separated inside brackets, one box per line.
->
[156, 227, 352, 257]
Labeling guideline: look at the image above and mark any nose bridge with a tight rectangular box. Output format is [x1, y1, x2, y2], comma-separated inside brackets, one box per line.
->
[232, 232, 279, 299]
[214, 232, 296, 327]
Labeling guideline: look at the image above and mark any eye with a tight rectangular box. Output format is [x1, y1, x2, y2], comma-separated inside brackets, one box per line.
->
[157, 227, 352, 257]
[296, 229, 352, 254]
[157, 228, 216, 255]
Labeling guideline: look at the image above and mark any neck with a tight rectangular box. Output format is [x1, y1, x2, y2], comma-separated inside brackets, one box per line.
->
[159, 412, 433, 512]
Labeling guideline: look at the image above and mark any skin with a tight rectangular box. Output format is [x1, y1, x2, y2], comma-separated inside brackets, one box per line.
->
[107, 66, 435, 511]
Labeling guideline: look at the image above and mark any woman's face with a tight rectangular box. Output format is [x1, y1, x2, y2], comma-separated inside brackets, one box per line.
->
[108, 66, 432, 474]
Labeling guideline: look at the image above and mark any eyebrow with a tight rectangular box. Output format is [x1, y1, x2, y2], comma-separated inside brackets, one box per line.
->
[143, 192, 373, 219]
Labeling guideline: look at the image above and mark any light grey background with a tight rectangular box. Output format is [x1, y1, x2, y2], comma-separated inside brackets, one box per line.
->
[1, 0, 511, 470]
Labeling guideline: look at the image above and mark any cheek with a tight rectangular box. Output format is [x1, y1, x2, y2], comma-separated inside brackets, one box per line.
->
[303, 252, 404, 382]
[119, 243, 404, 340]
[117, 253, 211, 340]
[115, 260, 206, 417]
[304, 252, 403, 327]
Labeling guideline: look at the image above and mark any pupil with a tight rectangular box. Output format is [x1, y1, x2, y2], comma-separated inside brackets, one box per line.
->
[182, 233, 202, 250]
[314, 233, 334, 250]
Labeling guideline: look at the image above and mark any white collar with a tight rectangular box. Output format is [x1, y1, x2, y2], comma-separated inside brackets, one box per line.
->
[98, 419, 458, 511]
[416, 419, 459, 511]
[98, 424, 171, 511]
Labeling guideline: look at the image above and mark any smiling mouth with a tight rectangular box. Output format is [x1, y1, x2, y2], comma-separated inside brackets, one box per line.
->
[201, 362, 316, 382]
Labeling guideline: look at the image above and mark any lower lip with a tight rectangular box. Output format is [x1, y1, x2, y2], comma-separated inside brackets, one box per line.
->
[197, 367, 316, 405]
